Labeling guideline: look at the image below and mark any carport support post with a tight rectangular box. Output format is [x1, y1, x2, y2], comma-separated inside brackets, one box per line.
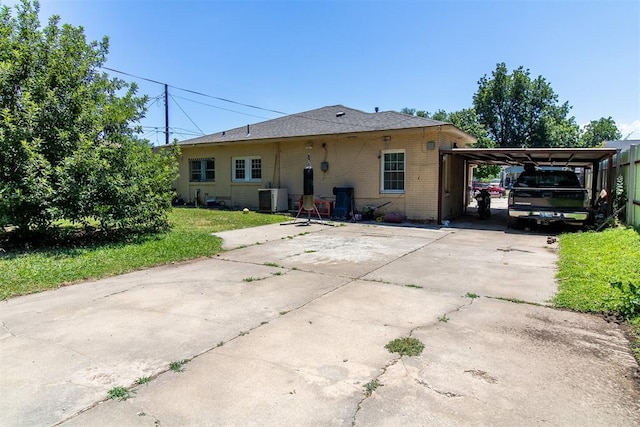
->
[606, 153, 614, 215]
[591, 160, 599, 206]
[463, 158, 470, 214]
[628, 144, 637, 225]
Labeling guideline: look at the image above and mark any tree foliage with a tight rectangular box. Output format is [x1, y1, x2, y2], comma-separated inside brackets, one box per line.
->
[402, 107, 501, 179]
[579, 117, 622, 147]
[0, 0, 178, 234]
[473, 63, 580, 148]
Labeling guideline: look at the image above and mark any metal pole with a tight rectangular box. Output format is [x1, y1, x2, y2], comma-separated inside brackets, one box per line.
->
[164, 84, 169, 145]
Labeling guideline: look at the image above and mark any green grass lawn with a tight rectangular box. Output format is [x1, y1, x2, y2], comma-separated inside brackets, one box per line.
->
[555, 226, 640, 359]
[0, 208, 289, 300]
[555, 227, 640, 315]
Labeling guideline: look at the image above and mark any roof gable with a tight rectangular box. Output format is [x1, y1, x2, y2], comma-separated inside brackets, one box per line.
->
[178, 105, 449, 145]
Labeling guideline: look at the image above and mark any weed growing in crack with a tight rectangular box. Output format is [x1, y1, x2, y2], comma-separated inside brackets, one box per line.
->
[363, 379, 383, 396]
[169, 360, 188, 372]
[279, 310, 289, 315]
[465, 292, 480, 299]
[304, 249, 317, 253]
[135, 376, 151, 385]
[272, 271, 283, 276]
[264, 262, 280, 267]
[239, 331, 249, 336]
[405, 284, 423, 289]
[217, 341, 224, 347]
[438, 314, 449, 323]
[497, 296, 527, 304]
[385, 337, 425, 356]
[108, 386, 132, 401]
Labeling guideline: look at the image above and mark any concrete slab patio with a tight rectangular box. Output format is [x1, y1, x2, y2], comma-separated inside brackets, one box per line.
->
[1, 217, 639, 426]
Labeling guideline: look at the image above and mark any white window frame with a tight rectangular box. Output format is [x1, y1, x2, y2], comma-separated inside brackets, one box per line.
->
[380, 149, 405, 194]
[189, 158, 215, 182]
[232, 156, 262, 183]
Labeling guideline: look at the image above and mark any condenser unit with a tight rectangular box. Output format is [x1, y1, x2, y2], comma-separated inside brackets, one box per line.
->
[258, 188, 288, 213]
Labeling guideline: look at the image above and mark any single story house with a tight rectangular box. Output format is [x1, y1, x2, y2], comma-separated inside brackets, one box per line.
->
[172, 105, 476, 223]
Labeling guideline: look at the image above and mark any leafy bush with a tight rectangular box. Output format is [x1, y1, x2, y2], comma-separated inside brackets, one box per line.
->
[0, 1, 177, 235]
[614, 175, 627, 223]
[611, 282, 640, 320]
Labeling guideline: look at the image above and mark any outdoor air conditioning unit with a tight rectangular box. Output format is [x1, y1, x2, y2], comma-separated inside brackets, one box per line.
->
[258, 188, 288, 213]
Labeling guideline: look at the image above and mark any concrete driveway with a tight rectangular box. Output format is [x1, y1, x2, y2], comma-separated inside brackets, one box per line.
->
[1, 214, 639, 426]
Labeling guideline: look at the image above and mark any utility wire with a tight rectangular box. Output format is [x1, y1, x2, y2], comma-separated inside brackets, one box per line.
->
[102, 66, 429, 136]
[169, 94, 205, 136]
[171, 94, 270, 120]
[102, 66, 288, 116]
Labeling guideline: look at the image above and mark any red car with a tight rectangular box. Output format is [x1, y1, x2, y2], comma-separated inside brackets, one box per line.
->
[486, 184, 506, 196]
[472, 182, 486, 192]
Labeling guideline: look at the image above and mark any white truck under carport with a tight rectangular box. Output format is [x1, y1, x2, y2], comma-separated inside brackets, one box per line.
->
[508, 169, 590, 226]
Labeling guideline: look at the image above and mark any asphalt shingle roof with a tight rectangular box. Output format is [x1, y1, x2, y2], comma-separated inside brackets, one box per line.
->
[604, 140, 640, 152]
[179, 105, 449, 145]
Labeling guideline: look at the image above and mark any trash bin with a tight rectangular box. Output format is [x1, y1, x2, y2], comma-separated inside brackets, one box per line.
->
[332, 187, 354, 220]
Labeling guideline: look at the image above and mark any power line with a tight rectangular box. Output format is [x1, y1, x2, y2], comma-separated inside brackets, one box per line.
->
[102, 66, 426, 139]
[169, 94, 205, 136]
[140, 126, 203, 137]
[101, 66, 289, 116]
[171, 94, 271, 120]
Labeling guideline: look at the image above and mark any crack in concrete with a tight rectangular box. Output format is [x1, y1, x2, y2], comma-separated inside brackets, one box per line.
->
[1, 321, 16, 338]
[136, 410, 161, 425]
[497, 247, 533, 253]
[91, 288, 130, 302]
[352, 295, 478, 425]
[0, 320, 99, 363]
[415, 378, 463, 398]
[352, 359, 398, 426]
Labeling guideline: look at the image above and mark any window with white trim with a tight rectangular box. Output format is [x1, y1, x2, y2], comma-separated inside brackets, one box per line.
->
[189, 158, 215, 182]
[381, 150, 405, 193]
[233, 157, 262, 182]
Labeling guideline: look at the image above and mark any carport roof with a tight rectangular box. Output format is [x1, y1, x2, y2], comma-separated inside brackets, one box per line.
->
[443, 147, 619, 168]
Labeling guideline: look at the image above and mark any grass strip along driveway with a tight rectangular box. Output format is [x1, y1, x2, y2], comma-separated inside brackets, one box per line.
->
[0, 208, 288, 300]
[555, 226, 640, 358]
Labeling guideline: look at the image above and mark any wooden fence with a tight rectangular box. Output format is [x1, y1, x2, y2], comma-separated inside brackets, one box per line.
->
[608, 144, 640, 228]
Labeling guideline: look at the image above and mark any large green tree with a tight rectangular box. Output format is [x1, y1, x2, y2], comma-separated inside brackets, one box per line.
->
[579, 117, 622, 147]
[473, 63, 580, 148]
[0, 0, 178, 233]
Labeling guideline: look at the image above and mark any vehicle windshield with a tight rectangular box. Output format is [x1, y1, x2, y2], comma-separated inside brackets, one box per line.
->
[514, 170, 581, 188]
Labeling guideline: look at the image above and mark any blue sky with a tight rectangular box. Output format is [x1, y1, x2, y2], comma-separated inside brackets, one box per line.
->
[24, 0, 640, 143]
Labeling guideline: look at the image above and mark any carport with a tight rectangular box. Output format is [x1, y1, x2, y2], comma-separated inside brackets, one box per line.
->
[439, 147, 619, 223]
